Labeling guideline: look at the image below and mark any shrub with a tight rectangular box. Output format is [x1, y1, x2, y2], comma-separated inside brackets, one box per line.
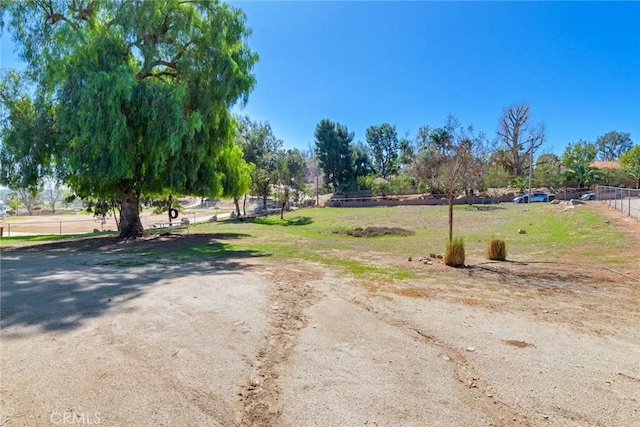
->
[356, 175, 375, 191]
[389, 176, 415, 194]
[444, 237, 465, 267]
[487, 239, 506, 261]
[372, 181, 392, 196]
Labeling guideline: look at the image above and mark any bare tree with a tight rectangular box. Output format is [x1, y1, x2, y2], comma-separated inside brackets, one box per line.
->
[497, 103, 545, 176]
[42, 177, 64, 214]
[438, 124, 489, 242]
[16, 188, 40, 216]
[304, 147, 324, 205]
[412, 116, 488, 242]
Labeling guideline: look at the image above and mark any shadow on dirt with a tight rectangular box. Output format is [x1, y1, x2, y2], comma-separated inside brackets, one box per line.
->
[1, 233, 267, 334]
[464, 205, 507, 211]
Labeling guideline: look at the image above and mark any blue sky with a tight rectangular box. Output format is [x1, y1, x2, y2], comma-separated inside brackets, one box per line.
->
[2, 1, 639, 157]
[230, 0, 640, 155]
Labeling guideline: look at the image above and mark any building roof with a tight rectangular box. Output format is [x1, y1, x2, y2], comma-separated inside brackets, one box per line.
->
[590, 161, 621, 169]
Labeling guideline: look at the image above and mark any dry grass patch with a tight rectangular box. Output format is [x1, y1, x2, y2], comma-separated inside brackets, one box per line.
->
[487, 239, 507, 261]
[504, 340, 535, 348]
[334, 226, 415, 238]
[390, 287, 433, 298]
[444, 237, 465, 267]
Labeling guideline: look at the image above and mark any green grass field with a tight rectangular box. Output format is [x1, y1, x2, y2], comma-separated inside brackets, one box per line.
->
[186, 204, 632, 279]
[204, 204, 625, 251]
[3, 204, 633, 281]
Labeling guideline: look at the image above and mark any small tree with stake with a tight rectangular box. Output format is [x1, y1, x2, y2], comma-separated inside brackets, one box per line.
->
[430, 117, 489, 243]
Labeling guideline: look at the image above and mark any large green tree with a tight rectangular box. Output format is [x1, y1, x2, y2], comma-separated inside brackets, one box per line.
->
[365, 123, 399, 178]
[595, 131, 633, 161]
[0, 72, 63, 193]
[0, 0, 257, 237]
[274, 148, 307, 218]
[235, 115, 282, 211]
[562, 140, 598, 188]
[314, 119, 355, 191]
[533, 153, 563, 189]
[351, 142, 374, 179]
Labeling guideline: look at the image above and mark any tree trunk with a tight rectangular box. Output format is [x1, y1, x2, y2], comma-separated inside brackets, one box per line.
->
[280, 188, 289, 220]
[243, 194, 247, 216]
[448, 192, 454, 243]
[261, 178, 270, 210]
[112, 204, 121, 231]
[119, 188, 144, 239]
[233, 197, 241, 216]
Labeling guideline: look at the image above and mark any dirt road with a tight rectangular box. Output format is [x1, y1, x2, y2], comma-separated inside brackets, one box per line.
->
[1, 229, 639, 426]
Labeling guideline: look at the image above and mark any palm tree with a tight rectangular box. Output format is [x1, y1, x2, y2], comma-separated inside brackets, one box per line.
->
[565, 164, 599, 189]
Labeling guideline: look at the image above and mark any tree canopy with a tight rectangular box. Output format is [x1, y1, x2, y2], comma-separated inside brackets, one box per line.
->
[595, 131, 633, 161]
[562, 140, 598, 188]
[365, 123, 399, 178]
[619, 145, 640, 188]
[235, 115, 282, 210]
[314, 119, 355, 191]
[0, 0, 258, 237]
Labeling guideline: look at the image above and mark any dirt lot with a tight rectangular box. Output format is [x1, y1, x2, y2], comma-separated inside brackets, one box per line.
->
[1, 204, 639, 426]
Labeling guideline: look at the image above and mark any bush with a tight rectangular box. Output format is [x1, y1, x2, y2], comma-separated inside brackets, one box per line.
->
[389, 176, 415, 194]
[487, 239, 506, 261]
[444, 237, 465, 267]
[356, 175, 375, 191]
[372, 181, 392, 196]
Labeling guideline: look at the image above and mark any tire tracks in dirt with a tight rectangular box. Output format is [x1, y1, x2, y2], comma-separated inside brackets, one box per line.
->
[244, 260, 531, 426]
[347, 293, 531, 426]
[248, 259, 531, 425]
[238, 263, 322, 427]
[97, 324, 234, 426]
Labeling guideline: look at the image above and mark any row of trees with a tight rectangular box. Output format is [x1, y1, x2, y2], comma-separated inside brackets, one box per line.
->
[561, 140, 640, 189]
[233, 116, 307, 218]
[312, 104, 639, 197]
[313, 116, 490, 241]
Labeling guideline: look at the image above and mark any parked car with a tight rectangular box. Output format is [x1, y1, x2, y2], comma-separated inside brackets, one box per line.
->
[580, 193, 597, 201]
[513, 192, 552, 203]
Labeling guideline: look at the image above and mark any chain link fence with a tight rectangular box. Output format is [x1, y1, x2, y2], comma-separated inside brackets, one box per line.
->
[596, 185, 640, 220]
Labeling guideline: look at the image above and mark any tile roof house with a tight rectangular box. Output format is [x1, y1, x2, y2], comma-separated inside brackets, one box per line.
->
[590, 161, 621, 169]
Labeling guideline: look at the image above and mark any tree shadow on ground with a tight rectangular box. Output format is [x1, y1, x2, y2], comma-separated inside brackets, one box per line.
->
[0, 233, 268, 334]
[463, 205, 507, 211]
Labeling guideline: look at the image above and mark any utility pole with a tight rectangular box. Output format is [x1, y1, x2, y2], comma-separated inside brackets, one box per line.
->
[528, 136, 533, 204]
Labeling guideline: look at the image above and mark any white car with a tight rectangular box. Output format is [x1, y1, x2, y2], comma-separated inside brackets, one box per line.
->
[513, 192, 552, 203]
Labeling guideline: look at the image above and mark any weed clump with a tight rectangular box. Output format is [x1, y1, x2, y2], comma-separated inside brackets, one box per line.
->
[444, 237, 465, 267]
[334, 226, 414, 238]
[487, 239, 507, 261]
